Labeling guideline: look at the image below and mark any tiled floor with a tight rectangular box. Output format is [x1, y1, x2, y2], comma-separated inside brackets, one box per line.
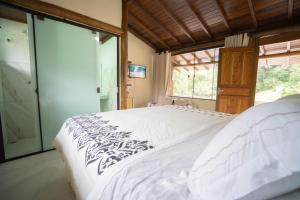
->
[0, 151, 75, 200]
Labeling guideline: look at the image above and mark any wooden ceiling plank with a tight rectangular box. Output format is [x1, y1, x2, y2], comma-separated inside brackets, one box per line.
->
[185, 0, 212, 39]
[212, 0, 232, 33]
[155, 0, 196, 43]
[129, 12, 170, 49]
[128, 25, 159, 50]
[247, 0, 258, 29]
[134, 1, 182, 46]
[288, 0, 293, 21]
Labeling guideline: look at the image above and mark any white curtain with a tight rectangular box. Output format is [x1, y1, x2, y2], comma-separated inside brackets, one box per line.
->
[152, 51, 172, 103]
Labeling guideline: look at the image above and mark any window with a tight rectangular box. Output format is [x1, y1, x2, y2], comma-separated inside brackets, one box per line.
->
[255, 40, 300, 104]
[171, 48, 219, 100]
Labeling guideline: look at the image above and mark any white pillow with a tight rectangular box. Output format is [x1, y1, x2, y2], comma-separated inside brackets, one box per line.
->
[188, 99, 300, 200]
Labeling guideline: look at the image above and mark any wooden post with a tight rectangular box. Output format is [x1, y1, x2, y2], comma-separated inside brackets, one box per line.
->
[120, 0, 128, 109]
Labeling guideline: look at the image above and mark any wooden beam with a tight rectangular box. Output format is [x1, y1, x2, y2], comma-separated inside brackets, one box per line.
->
[191, 53, 202, 63]
[121, 0, 128, 109]
[101, 34, 113, 44]
[129, 12, 170, 49]
[0, 4, 27, 23]
[203, 50, 213, 61]
[171, 40, 224, 55]
[128, 25, 158, 50]
[260, 50, 300, 59]
[134, 1, 181, 46]
[173, 61, 218, 67]
[2, 0, 123, 35]
[173, 68, 180, 72]
[212, 0, 232, 33]
[247, 0, 258, 29]
[155, 0, 196, 43]
[287, 41, 291, 66]
[180, 54, 190, 64]
[288, 0, 294, 21]
[185, 0, 212, 39]
[260, 46, 266, 55]
[259, 30, 300, 45]
[287, 41, 291, 52]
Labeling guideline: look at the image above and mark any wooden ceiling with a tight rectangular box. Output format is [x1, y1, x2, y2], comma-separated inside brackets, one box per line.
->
[128, 0, 300, 52]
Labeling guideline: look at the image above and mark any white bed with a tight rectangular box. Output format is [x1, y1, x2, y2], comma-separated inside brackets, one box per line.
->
[54, 102, 300, 200]
[54, 105, 233, 199]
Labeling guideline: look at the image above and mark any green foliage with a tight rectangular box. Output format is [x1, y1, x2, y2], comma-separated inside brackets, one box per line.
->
[256, 64, 300, 96]
[172, 67, 217, 99]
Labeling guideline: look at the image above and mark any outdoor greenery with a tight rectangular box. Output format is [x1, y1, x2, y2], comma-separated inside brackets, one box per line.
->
[172, 67, 217, 99]
[256, 64, 300, 97]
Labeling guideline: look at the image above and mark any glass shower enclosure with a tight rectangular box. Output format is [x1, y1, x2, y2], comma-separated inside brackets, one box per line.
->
[0, 5, 119, 160]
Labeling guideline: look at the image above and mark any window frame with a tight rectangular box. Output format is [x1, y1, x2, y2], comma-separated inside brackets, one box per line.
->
[170, 47, 220, 101]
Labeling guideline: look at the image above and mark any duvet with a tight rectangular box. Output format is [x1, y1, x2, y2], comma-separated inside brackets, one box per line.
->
[54, 105, 233, 199]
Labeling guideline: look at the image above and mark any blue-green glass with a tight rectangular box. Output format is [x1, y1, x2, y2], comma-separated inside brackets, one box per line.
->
[34, 17, 100, 150]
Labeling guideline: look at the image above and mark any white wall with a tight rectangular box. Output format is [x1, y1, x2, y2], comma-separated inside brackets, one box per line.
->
[128, 32, 155, 108]
[41, 0, 122, 28]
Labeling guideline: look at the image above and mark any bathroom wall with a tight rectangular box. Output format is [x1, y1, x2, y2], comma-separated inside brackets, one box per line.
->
[0, 18, 37, 143]
[98, 37, 118, 112]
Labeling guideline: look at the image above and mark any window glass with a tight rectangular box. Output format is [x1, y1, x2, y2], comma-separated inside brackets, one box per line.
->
[255, 40, 300, 104]
[171, 48, 219, 100]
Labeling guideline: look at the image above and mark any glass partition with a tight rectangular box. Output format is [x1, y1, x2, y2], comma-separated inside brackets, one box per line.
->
[34, 16, 102, 150]
[0, 6, 119, 158]
[0, 9, 41, 159]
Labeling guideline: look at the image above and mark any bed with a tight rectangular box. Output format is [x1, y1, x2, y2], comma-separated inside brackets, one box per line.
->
[54, 98, 300, 200]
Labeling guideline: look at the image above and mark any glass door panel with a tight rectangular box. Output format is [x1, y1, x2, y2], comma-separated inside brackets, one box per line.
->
[0, 10, 41, 159]
[98, 35, 118, 112]
[34, 16, 100, 150]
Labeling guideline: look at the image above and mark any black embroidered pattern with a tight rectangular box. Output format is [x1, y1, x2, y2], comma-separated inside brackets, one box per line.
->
[65, 114, 154, 175]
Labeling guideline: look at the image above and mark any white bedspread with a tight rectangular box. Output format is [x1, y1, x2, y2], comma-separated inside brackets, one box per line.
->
[87, 120, 229, 200]
[54, 106, 232, 199]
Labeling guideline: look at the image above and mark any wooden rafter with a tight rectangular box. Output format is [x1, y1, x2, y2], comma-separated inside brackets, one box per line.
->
[203, 50, 213, 61]
[179, 54, 190, 64]
[128, 25, 158, 50]
[191, 53, 201, 63]
[173, 61, 218, 67]
[155, 0, 196, 43]
[173, 68, 181, 72]
[134, 1, 181, 46]
[260, 45, 269, 68]
[287, 41, 291, 66]
[259, 50, 300, 59]
[287, 41, 291, 52]
[288, 0, 294, 21]
[247, 0, 258, 29]
[212, 0, 232, 33]
[183, 67, 190, 72]
[185, 0, 212, 39]
[129, 12, 170, 49]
